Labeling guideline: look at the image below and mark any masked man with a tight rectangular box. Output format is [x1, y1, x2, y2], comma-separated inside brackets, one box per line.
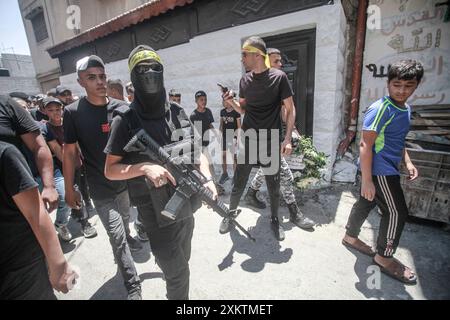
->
[105, 45, 217, 300]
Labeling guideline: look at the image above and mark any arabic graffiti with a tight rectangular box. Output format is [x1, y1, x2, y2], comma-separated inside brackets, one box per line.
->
[381, 7, 445, 36]
[409, 92, 446, 104]
[387, 28, 441, 53]
[366, 63, 390, 78]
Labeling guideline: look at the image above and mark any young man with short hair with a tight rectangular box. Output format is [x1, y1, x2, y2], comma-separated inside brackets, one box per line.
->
[63, 55, 142, 299]
[245, 47, 314, 229]
[221, 36, 296, 241]
[343, 60, 423, 285]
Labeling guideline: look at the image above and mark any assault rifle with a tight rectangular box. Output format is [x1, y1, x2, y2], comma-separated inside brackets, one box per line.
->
[124, 129, 255, 242]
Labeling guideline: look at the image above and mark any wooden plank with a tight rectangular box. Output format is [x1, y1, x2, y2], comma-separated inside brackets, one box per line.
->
[410, 130, 450, 135]
[417, 113, 450, 119]
[410, 119, 450, 126]
[407, 132, 450, 145]
[411, 104, 450, 111]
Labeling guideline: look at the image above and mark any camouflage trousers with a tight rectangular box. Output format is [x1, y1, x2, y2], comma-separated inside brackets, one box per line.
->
[250, 157, 297, 205]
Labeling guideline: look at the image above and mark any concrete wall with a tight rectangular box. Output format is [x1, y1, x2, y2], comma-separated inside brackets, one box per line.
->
[359, 0, 450, 127]
[60, 2, 348, 179]
[0, 53, 40, 95]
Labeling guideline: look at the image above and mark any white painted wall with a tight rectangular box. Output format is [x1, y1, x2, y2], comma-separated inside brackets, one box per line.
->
[359, 0, 450, 126]
[60, 2, 347, 179]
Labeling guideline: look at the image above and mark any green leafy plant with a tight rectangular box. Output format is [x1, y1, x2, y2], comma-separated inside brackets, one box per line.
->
[293, 136, 328, 181]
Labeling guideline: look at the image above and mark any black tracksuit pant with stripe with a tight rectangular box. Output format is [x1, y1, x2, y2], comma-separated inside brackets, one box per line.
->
[346, 175, 409, 258]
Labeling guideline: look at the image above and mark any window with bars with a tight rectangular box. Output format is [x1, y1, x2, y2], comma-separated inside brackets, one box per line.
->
[31, 11, 48, 43]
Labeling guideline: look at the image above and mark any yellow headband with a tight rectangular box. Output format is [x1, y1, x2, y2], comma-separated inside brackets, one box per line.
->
[242, 45, 271, 68]
[128, 50, 163, 72]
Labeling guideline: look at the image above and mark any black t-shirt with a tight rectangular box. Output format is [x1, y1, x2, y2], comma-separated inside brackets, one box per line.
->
[104, 103, 200, 223]
[239, 68, 293, 135]
[0, 95, 41, 177]
[0, 95, 40, 150]
[190, 108, 214, 146]
[0, 142, 44, 276]
[63, 97, 127, 200]
[220, 108, 240, 133]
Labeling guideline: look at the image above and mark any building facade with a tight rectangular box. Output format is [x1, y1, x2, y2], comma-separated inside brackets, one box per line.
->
[20, 0, 351, 179]
[0, 53, 40, 95]
[18, 0, 149, 92]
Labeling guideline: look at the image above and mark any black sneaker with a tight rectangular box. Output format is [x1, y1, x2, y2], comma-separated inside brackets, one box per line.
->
[134, 223, 149, 242]
[219, 173, 230, 185]
[127, 288, 142, 300]
[244, 188, 267, 209]
[270, 217, 285, 241]
[127, 235, 143, 251]
[81, 220, 98, 239]
[219, 217, 232, 234]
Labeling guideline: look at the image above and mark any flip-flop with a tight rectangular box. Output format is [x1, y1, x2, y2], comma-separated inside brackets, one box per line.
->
[373, 258, 417, 285]
[342, 238, 376, 257]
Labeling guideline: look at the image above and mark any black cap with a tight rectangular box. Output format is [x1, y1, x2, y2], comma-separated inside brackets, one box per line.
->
[9, 92, 30, 101]
[56, 85, 72, 95]
[43, 97, 63, 108]
[195, 91, 207, 99]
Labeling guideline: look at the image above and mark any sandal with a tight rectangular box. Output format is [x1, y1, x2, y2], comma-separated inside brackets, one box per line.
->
[342, 238, 376, 257]
[373, 258, 417, 285]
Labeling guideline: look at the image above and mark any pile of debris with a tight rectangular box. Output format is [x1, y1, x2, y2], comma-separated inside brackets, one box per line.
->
[406, 104, 450, 152]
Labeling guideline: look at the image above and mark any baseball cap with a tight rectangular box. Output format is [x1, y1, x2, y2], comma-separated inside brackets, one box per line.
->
[169, 89, 181, 97]
[42, 97, 64, 108]
[76, 55, 105, 73]
[195, 90, 207, 99]
[56, 85, 72, 95]
[9, 92, 30, 101]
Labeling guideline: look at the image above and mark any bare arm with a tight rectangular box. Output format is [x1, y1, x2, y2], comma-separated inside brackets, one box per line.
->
[360, 130, 377, 201]
[63, 143, 82, 209]
[105, 154, 176, 186]
[21, 131, 58, 211]
[281, 96, 296, 156]
[403, 149, 418, 181]
[13, 187, 76, 293]
[47, 140, 64, 163]
[223, 90, 246, 114]
[199, 152, 218, 200]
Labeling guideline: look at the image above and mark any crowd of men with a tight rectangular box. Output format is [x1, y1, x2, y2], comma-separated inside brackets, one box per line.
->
[0, 35, 423, 300]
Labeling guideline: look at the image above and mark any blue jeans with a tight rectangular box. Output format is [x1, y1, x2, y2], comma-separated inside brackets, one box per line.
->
[36, 169, 70, 226]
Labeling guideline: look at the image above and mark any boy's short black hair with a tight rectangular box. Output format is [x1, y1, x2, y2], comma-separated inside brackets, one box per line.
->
[388, 60, 424, 84]
[243, 36, 267, 55]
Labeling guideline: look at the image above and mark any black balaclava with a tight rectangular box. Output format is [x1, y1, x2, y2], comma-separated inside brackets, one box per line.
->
[128, 45, 168, 120]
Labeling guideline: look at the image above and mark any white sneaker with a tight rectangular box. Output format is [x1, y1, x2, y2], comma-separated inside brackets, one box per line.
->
[55, 224, 73, 242]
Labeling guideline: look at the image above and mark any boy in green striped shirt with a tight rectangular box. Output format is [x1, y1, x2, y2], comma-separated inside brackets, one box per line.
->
[342, 60, 424, 285]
